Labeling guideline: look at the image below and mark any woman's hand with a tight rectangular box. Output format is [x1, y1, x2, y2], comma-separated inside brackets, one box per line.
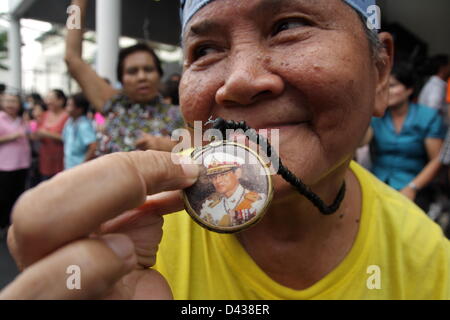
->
[35, 129, 48, 139]
[35, 129, 62, 141]
[135, 133, 177, 153]
[400, 186, 417, 201]
[36, 129, 55, 139]
[0, 151, 199, 299]
[10, 132, 24, 141]
[0, 132, 25, 144]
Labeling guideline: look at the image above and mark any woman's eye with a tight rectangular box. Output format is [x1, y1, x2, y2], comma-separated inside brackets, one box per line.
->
[193, 45, 218, 60]
[126, 68, 138, 75]
[272, 19, 309, 36]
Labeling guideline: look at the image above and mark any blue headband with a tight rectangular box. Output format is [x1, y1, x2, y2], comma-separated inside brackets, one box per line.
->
[180, 0, 376, 32]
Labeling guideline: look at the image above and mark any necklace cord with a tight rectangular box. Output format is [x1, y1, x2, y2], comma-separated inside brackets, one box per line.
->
[211, 118, 346, 215]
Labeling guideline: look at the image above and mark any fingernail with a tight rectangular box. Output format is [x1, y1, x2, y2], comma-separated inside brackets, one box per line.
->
[102, 234, 135, 262]
[180, 156, 200, 180]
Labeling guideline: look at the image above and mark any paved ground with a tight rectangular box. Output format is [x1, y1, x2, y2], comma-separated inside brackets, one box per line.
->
[0, 236, 18, 291]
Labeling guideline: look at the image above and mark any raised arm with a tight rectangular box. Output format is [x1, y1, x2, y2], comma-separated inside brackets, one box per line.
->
[65, 0, 118, 112]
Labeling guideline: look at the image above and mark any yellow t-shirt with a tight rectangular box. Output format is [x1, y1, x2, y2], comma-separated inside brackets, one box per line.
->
[154, 161, 450, 299]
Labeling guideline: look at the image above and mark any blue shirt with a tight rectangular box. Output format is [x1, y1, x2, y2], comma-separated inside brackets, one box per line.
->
[370, 104, 446, 190]
[62, 116, 97, 169]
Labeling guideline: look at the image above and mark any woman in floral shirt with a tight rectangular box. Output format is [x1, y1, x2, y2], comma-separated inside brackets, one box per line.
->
[97, 94, 184, 154]
[65, 0, 184, 155]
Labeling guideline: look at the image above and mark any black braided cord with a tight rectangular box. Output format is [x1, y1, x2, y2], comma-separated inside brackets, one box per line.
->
[210, 118, 346, 215]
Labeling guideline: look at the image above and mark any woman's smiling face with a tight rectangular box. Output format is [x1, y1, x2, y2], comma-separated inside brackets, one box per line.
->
[180, 0, 391, 197]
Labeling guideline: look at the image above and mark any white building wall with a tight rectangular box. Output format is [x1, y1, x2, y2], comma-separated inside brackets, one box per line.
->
[2, 0, 183, 95]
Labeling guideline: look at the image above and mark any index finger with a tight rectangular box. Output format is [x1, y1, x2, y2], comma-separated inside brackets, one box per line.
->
[11, 151, 198, 267]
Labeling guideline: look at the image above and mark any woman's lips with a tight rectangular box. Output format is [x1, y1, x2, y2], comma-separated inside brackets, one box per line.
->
[137, 86, 151, 93]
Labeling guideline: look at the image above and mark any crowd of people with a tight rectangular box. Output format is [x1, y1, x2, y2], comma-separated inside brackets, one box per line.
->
[0, 14, 184, 236]
[0, 71, 182, 236]
[0, 0, 449, 300]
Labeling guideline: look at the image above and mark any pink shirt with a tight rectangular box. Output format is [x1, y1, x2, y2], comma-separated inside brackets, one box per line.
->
[0, 111, 31, 171]
[94, 112, 105, 126]
[29, 120, 38, 133]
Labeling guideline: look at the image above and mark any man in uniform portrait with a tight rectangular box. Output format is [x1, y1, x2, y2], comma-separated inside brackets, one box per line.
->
[199, 152, 266, 227]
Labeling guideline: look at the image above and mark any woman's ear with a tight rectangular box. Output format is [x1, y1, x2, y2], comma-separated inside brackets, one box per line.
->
[373, 32, 394, 118]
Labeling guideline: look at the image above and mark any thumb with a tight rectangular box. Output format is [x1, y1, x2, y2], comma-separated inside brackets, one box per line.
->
[124, 151, 200, 195]
[9, 151, 199, 270]
[0, 234, 136, 300]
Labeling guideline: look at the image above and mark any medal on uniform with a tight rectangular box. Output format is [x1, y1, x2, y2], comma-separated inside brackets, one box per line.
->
[182, 118, 346, 234]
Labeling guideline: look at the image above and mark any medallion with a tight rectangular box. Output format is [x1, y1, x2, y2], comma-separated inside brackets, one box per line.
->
[183, 141, 273, 233]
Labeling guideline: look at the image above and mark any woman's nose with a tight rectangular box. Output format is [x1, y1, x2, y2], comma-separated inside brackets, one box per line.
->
[137, 68, 148, 80]
[215, 53, 284, 106]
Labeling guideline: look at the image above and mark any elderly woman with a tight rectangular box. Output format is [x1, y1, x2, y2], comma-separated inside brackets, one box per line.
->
[2, 0, 449, 300]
